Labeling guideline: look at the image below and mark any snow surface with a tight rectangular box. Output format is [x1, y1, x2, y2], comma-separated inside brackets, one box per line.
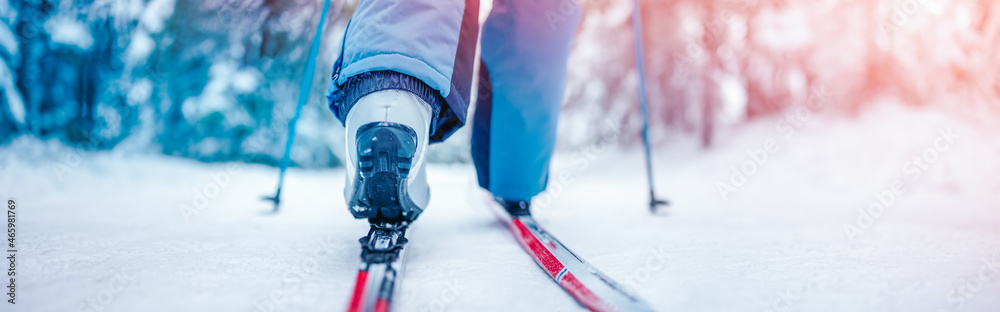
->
[1, 104, 998, 312]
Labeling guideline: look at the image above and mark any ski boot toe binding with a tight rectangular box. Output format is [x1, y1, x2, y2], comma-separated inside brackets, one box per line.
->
[495, 197, 532, 217]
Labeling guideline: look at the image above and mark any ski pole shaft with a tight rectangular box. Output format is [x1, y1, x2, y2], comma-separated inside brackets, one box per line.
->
[631, 0, 668, 212]
[264, 0, 333, 212]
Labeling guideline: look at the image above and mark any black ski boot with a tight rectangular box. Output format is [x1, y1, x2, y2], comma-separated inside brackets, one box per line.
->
[495, 197, 532, 217]
[348, 122, 424, 223]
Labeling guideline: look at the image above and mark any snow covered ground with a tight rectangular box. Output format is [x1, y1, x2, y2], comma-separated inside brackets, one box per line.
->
[1, 103, 999, 312]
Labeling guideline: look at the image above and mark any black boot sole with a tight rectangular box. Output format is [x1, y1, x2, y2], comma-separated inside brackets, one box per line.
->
[348, 122, 422, 224]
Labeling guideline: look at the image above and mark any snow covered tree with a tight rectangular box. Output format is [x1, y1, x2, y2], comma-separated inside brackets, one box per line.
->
[563, 0, 1000, 149]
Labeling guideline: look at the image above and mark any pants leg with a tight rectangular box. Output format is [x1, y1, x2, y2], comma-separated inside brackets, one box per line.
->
[472, 0, 582, 201]
[325, 0, 479, 143]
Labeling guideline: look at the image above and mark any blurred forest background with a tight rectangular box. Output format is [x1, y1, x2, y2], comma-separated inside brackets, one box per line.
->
[0, 0, 997, 168]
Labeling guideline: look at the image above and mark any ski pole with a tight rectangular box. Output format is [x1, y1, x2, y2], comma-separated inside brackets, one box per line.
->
[263, 0, 333, 212]
[631, 0, 669, 212]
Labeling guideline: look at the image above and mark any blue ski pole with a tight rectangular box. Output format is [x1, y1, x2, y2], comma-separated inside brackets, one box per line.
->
[263, 0, 333, 212]
[631, 0, 669, 212]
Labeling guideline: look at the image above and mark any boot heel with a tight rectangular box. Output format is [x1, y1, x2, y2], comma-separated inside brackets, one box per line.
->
[349, 122, 423, 222]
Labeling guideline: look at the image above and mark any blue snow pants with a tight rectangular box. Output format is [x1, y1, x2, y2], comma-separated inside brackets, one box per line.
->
[326, 0, 582, 201]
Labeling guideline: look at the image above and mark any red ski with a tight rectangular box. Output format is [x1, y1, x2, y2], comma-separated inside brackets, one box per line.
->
[346, 223, 408, 312]
[484, 193, 655, 312]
